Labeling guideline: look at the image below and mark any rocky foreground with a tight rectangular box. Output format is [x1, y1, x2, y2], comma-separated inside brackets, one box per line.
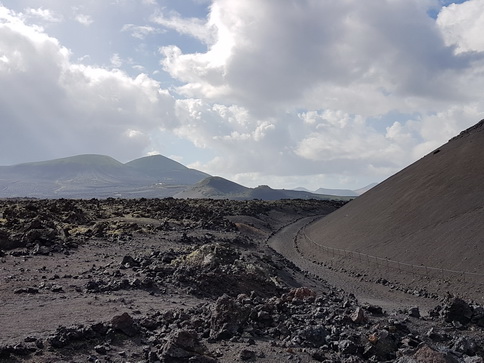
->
[0, 198, 483, 362]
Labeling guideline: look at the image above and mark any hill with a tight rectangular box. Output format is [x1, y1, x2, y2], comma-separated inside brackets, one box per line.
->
[303, 119, 484, 301]
[6, 154, 145, 183]
[313, 187, 358, 197]
[173, 176, 249, 199]
[125, 154, 209, 185]
[175, 176, 353, 201]
[0, 154, 208, 198]
[295, 183, 377, 197]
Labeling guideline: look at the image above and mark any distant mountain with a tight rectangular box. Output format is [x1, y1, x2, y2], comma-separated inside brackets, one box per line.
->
[173, 176, 249, 199]
[6, 154, 145, 183]
[313, 187, 358, 197]
[295, 183, 377, 197]
[0, 154, 368, 200]
[353, 182, 378, 195]
[175, 176, 353, 201]
[126, 155, 209, 185]
[293, 187, 310, 192]
[0, 154, 209, 198]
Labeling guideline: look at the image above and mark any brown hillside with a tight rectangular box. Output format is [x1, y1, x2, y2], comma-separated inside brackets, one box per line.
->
[305, 119, 484, 299]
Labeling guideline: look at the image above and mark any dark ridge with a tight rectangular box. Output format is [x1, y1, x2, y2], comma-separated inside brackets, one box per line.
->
[450, 118, 484, 141]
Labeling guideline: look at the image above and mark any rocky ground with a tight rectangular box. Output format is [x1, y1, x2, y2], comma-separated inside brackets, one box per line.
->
[0, 198, 483, 362]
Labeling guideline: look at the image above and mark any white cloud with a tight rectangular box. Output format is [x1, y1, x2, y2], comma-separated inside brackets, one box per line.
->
[75, 13, 93, 26]
[437, 0, 484, 53]
[1, 1, 484, 190]
[151, 9, 213, 43]
[121, 23, 163, 39]
[294, 112, 403, 170]
[411, 104, 484, 157]
[161, 0, 478, 115]
[155, 0, 484, 188]
[0, 6, 177, 164]
[25, 8, 63, 23]
[110, 53, 123, 68]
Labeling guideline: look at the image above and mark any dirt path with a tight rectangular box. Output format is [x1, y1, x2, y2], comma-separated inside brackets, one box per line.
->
[267, 216, 438, 313]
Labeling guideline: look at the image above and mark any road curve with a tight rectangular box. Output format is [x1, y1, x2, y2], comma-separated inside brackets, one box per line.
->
[267, 215, 437, 313]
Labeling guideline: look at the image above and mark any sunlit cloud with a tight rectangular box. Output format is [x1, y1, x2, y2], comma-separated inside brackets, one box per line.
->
[1, 1, 484, 190]
[25, 8, 63, 23]
[437, 0, 484, 53]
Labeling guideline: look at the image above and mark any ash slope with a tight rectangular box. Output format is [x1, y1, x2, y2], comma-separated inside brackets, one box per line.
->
[305, 119, 484, 300]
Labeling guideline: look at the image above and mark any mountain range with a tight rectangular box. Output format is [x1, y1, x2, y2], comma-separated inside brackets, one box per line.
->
[0, 154, 209, 199]
[0, 154, 358, 200]
[174, 176, 352, 201]
[294, 184, 377, 197]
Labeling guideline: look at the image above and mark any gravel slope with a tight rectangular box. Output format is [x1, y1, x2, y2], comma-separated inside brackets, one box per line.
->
[304, 120, 484, 303]
[268, 216, 438, 313]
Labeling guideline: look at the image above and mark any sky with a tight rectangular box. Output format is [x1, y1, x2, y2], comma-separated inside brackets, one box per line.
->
[0, 0, 483, 191]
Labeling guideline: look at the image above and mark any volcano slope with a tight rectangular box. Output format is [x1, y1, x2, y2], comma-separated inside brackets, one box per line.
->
[303, 119, 484, 304]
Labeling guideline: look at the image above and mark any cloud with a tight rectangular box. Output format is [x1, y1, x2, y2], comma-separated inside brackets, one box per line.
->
[25, 8, 63, 23]
[161, 0, 482, 117]
[158, 0, 484, 188]
[121, 23, 164, 39]
[74, 13, 93, 26]
[437, 0, 484, 53]
[110, 53, 123, 68]
[151, 9, 213, 44]
[0, 6, 177, 164]
[1, 1, 484, 190]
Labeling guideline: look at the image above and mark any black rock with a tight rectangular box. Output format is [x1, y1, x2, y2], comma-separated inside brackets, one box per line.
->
[408, 307, 420, 318]
[239, 349, 256, 361]
[339, 339, 358, 355]
[94, 344, 108, 355]
[209, 294, 250, 340]
[160, 329, 209, 361]
[110, 313, 139, 337]
[444, 298, 473, 325]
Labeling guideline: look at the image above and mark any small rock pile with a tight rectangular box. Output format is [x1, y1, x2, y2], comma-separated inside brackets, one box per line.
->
[84, 242, 285, 298]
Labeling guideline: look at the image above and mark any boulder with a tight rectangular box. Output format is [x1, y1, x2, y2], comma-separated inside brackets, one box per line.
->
[239, 349, 256, 361]
[350, 307, 366, 324]
[444, 298, 473, 326]
[209, 294, 250, 340]
[413, 344, 459, 363]
[110, 313, 138, 337]
[160, 329, 210, 362]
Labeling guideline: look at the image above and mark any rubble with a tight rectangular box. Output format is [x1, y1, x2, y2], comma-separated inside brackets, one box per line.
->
[0, 198, 482, 362]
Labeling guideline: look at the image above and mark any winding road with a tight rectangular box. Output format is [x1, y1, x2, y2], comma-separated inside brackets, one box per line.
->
[267, 215, 437, 313]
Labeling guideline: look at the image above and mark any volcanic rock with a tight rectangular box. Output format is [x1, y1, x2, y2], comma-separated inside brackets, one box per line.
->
[110, 312, 139, 337]
[444, 298, 473, 326]
[160, 329, 211, 362]
[209, 294, 250, 340]
[412, 344, 459, 363]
